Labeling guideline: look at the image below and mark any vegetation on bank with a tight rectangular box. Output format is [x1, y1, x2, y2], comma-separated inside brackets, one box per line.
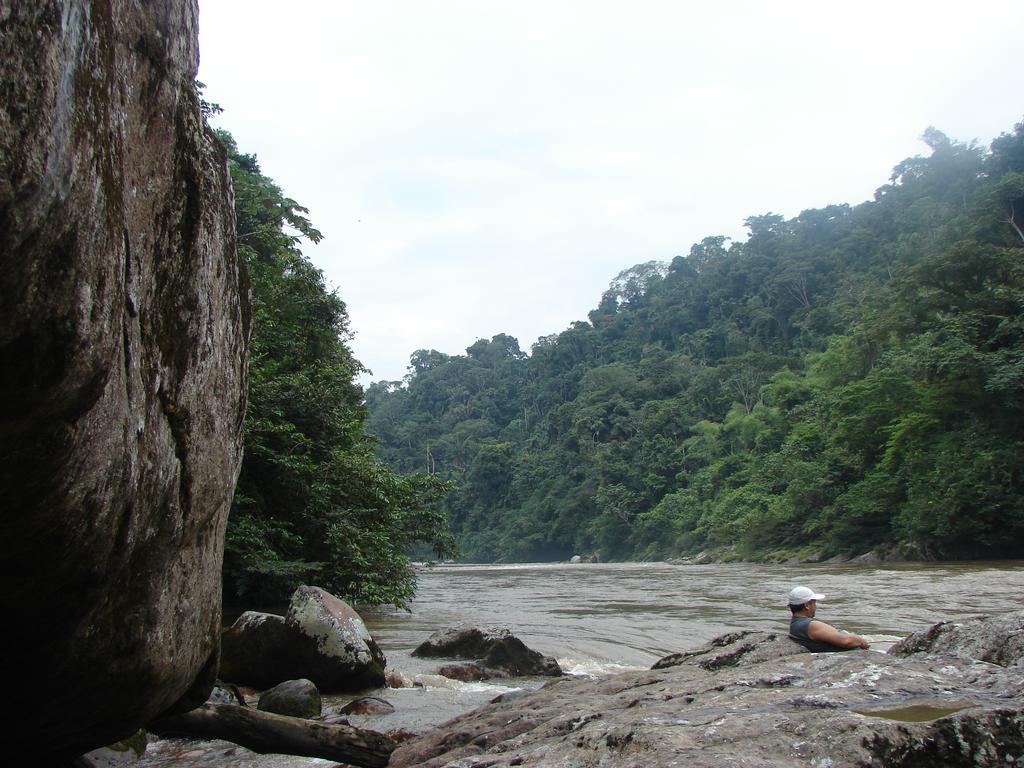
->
[216, 127, 456, 608]
[366, 121, 1024, 564]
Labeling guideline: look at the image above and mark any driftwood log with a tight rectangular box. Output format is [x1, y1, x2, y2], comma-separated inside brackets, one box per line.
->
[149, 703, 395, 767]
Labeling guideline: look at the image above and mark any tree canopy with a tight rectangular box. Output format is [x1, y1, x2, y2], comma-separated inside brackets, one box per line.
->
[366, 120, 1024, 564]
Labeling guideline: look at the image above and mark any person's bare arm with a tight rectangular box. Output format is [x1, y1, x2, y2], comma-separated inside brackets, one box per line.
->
[807, 620, 870, 649]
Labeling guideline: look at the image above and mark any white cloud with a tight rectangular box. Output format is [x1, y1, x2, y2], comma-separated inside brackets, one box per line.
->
[198, 0, 1024, 382]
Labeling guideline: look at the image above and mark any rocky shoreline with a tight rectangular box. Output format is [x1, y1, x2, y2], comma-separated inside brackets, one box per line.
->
[389, 611, 1024, 767]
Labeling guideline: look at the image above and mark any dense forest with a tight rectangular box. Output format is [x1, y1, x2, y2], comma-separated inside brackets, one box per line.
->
[212, 120, 455, 608]
[366, 121, 1024, 564]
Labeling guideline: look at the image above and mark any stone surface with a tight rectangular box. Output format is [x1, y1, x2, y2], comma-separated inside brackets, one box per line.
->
[889, 609, 1024, 667]
[651, 630, 812, 670]
[219, 586, 386, 692]
[338, 697, 397, 716]
[413, 626, 562, 678]
[0, 1, 249, 762]
[390, 615, 1024, 767]
[257, 679, 322, 719]
[219, 612, 294, 689]
[437, 662, 511, 682]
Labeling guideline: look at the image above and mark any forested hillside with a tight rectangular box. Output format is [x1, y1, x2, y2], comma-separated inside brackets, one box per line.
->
[366, 122, 1024, 563]
[215, 125, 455, 607]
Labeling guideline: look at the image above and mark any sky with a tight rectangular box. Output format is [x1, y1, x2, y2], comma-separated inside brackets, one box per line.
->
[196, 1, 1024, 384]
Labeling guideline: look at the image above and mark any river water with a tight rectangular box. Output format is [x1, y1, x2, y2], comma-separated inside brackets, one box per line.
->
[136, 560, 1024, 767]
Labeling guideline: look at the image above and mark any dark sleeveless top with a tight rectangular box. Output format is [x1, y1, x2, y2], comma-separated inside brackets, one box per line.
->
[789, 616, 847, 653]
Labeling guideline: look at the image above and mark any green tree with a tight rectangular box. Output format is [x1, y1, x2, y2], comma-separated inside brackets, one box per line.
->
[219, 130, 455, 607]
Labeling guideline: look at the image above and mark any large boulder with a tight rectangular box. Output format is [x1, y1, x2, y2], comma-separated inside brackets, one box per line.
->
[413, 625, 562, 678]
[219, 586, 387, 692]
[0, 1, 249, 762]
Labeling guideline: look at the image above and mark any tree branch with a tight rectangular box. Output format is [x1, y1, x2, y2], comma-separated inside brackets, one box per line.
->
[149, 703, 394, 768]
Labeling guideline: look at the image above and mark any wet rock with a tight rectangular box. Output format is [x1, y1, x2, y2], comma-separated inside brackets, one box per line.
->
[437, 662, 511, 682]
[1, 1, 248, 761]
[390, 615, 1024, 768]
[257, 679, 322, 718]
[385, 670, 414, 688]
[219, 586, 386, 692]
[651, 630, 810, 670]
[889, 609, 1024, 666]
[338, 696, 396, 715]
[413, 626, 562, 677]
[692, 550, 715, 564]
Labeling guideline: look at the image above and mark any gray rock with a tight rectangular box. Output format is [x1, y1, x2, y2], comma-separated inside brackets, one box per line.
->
[284, 585, 388, 690]
[413, 625, 562, 677]
[219, 586, 386, 692]
[338, 696, 396, 716]
[889, 609, 1024, 667]
[651, 630, 811, 670]
[219, 612, 294, 689]
[257, 679, 322, 719]
[1, 1, 248, 761]
[437, 662, 508, 682]
[391, 615, 1024, 767]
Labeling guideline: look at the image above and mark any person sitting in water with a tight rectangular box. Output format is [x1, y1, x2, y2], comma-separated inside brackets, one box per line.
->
[787, 586, 870, 652]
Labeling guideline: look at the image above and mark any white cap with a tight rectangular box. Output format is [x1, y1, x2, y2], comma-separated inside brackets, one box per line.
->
[788, 586, 825, 605]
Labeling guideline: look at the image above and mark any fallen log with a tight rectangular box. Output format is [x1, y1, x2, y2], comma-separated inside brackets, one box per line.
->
[149, 702, 394, 768]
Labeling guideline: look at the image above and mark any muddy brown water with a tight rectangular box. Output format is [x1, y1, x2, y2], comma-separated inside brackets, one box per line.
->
[136, 560, 1024, 767]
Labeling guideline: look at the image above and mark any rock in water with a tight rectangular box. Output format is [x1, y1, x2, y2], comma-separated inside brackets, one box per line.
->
[413, 625, 562, 678]
[0, 1, 249, 761]
[283, 586, 388, 691]
[338, 697, 397, 716]
[219, 586, 387, 692]
[258, 679, 322, 719]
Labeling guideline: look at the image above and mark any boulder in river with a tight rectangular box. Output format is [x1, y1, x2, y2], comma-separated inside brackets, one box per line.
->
[413, 625, 562, 678]
[437, 662, 511, 682]
[390, 611, 1024, 767]
[220, 586, 386, 692]
[257, 679, 322, 719]
[1, 1, 249, 761]
[338, 696, 397, 716]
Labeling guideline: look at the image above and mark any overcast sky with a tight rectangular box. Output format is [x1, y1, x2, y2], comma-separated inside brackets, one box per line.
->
[197, 1, 1024, 384]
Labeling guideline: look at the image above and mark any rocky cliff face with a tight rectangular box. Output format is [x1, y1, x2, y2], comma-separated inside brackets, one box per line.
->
[0, 1, 249, 761]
